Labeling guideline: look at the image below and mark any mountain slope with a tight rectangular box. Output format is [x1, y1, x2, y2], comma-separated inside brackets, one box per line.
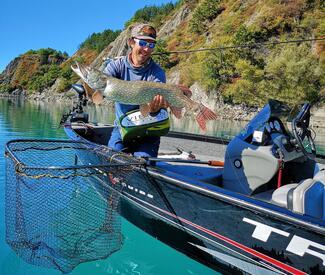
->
[0, 0, 324, 110]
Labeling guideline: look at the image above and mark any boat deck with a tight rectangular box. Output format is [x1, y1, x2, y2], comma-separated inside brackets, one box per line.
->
[156, 134, 226, 187]
[159, 134, 226, 162]
[71, 123, 228, 163]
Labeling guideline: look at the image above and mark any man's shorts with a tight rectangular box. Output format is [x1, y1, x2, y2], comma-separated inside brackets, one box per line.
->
[108, 126, 160, 158]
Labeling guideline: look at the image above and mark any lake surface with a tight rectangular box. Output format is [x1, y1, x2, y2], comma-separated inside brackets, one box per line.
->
[0, 98, 324, 275]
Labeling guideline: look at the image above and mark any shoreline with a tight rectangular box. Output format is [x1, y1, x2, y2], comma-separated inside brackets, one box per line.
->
[1, 92, 324, 128]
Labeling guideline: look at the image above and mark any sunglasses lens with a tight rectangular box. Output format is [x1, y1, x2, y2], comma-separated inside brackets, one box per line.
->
[136, 39, 155, 49]
[138, 40, 147, 47]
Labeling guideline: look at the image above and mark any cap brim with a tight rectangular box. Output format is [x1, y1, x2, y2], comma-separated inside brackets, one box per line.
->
[134, 35, 156, 42]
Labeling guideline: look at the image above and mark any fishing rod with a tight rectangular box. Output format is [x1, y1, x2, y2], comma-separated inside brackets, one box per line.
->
[145, 157, 224, 167]
[152, 37, 325, 55]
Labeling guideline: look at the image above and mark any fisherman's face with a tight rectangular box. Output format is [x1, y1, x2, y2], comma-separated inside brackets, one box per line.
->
[130, 38, 155, 66]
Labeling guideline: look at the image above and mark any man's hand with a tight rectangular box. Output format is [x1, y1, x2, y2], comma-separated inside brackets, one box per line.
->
[82, 81, 95, 100]
[149, 95, 169, 113]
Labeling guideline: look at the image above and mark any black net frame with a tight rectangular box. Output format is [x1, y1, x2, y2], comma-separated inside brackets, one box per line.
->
[5, 139, 143, 273]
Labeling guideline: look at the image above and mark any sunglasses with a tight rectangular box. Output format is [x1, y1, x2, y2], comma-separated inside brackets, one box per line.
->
[134, 38, 156, 49]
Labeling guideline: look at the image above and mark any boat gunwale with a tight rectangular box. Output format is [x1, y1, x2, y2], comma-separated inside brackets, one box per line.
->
[64, 122, 325, 234]
[145, 166, 325, 234]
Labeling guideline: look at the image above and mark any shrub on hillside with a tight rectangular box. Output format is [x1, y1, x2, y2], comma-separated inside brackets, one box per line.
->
[224, 60, 265, 105]
[233, 25, 268, 67]
[189, 0, 223, 34]
[320, 53, 325, 102]
[60, 65, 73, 79]
[201, 47, 238, 91]
[0, 83, 13, 94]
[25, 48, 68, 65]
[152, 40, 179, 69]
[224, 44, 321, 106]
[56, 78, 72, 93]
[258, 44, 321, 105]
[27, 64, 61, 92]
[179, 0, 199, 5]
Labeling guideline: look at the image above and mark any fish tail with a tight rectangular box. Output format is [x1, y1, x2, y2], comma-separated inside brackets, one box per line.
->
[195, 104, 218, 131]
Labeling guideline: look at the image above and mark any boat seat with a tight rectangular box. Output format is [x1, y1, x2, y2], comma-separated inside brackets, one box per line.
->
[314, 169, 325, 182]
[223, 138, 279, 195]
[270, 183, 298, 207]
[272, 178, 325, 219]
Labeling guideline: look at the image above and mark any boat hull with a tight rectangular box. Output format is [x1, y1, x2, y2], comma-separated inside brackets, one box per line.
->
[115, 170, 324, 274]
[65, 123, 325, 274]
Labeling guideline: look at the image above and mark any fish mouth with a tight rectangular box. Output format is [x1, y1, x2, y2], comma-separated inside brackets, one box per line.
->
[71, 62, 90, 81]
[71, 62, 106, 92]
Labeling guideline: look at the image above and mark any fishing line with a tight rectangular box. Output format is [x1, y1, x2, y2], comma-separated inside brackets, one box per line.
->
[142, 166, 211, 256]
[143, 166, 184, 227]
[152, 37, 325, 56]
[151, 37, 325, 182]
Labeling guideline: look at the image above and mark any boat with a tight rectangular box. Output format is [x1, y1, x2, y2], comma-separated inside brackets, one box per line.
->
[63, 85, 325, 274]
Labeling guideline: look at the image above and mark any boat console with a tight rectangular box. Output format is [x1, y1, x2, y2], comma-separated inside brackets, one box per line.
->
[223, 100, 325, 219]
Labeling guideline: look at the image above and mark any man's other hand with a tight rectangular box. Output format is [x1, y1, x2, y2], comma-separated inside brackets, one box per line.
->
[149, 95, 169, 113]
[83, 81, 95, 101]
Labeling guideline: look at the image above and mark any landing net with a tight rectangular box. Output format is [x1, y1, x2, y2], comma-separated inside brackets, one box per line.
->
[5, 139, 143, 273]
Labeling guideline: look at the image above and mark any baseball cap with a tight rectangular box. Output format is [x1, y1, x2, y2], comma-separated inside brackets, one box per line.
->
[131, 23, 157, 41]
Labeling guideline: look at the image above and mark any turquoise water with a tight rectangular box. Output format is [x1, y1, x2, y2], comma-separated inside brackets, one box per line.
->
[0, 98, 219, 275]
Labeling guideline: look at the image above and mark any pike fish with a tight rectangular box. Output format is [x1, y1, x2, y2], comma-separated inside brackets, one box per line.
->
[71, 62, 217, 131]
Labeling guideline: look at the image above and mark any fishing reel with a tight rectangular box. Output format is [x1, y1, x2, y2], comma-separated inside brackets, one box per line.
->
[291, 102, 316, 159]
[60, 84, 89, 124]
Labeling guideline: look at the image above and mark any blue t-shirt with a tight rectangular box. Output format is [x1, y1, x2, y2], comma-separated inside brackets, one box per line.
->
[103, 55, 166, 122]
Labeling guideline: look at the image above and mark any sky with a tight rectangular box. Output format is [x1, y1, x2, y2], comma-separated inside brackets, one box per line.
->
[0, 0, 177, 72]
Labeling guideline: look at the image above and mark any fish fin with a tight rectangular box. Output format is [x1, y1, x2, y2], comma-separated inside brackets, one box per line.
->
[83, 81, 95, 99]
[140, 104, 151, 117]
[195, 104, 218, 131]
[178, 85, 192, 98]
[169, 106, 183, 119]
[92, 91, 104, 105]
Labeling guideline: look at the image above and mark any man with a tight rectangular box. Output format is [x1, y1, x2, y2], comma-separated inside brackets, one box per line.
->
[103, 23, 170, 158]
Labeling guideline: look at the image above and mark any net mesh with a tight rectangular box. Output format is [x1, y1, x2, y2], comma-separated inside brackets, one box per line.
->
[5, 139, 142, 273]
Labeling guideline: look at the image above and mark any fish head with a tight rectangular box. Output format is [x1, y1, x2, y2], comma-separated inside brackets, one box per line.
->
[71, 62, 107, 91]
[90, 80, 118, 104]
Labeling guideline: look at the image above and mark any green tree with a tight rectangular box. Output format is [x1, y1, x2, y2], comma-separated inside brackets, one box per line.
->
[223, 44, 321, 106]
[152, 40, 178, 69]
[232, 25, 268, 67]
[201, 48, 237, 91]
[79, 29, 121, 53]
[27, 64, 61, 92]
[0, 83, 13, 93]
[224, 60, 265, 105]
[124, 3, 176, 28]
[258, 44, 321, 105]
[189, 0, 222, 34]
